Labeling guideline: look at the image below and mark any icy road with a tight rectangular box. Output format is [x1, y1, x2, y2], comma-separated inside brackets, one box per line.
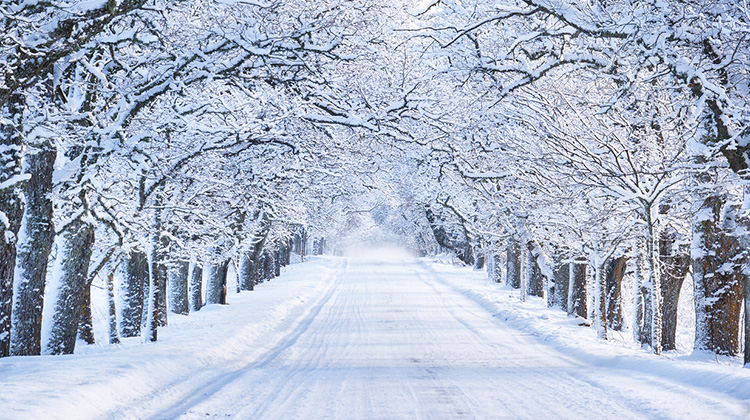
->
[2, 250, 749, 419]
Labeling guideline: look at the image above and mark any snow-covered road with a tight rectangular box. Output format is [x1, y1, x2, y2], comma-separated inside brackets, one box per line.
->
[2, 251, 749, 419]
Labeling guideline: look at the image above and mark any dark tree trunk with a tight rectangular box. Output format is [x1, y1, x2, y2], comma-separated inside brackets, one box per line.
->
[206, 259, 229, 305]
[0, 91, 25, 358]
[47, 221, 95, 355]
[743, 273, 750, 366]
[506, 239, 521, 289]
[106, 266, 120, 345]
[254, 254, 265, 285]
[569, 263, 587, 319]
[240, 251, 255, 291]
[263, 252, 273, 282]
[526, 243, 544, 298]
[10, 143, 56, 356]
[638, 283, 653, 347]
[279, 242, 289, 267]
[554, 263, 570, 312]
[242, 227, 270, 290]
[120, 250, 148, 337]
[491, 254, 502, 283]
[659, 232, 689, 351]
[605, 256, 627, 331]
[189, 262, 203, 312]
[693, 194, 743, 356]
[740, 200, 750, 366]
[274, 249, 281, 278]
[146, 207, 165, 342]
[77, 285, 95, 345]
[473, 253, 486, 270]
[168, 259, 190, 315]
[155, 239, 169, 328]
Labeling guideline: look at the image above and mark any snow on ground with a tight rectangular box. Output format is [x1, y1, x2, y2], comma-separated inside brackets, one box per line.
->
[1, 249, 749, 419]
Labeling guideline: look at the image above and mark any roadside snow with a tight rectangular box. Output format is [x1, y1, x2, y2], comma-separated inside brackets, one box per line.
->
[0, 257, 343, 420]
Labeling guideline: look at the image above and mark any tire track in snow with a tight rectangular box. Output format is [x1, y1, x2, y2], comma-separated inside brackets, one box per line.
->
[138, 258, 350, 420]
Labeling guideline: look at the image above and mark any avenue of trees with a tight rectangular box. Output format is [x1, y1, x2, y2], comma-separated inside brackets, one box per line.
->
[2, 0, 750, 367]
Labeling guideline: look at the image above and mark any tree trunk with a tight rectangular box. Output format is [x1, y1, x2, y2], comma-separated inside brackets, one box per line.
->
[568, 263, 587, 319]
[263, 252, 273, 282]
[0, 91, 25, 358]
[491, 254, 502, 283]
[632, 239, 645, 346]
[692, 194, 743, 356]
[155, 237, 169, 328]
[254, 254, 264, 285]
[168, 259, 189, 315]
[240, 251, 254, 291]
[106, 265, 120, 345]
[520, 246, 529, 302]
[605, 256, 627, 331]
[645, 212, 664, 355]
[145, 202, 165, 343]
[473, 253, 486, 270]
[10, 143, 56, 356]
[46, 221, 95, 355]
[189, 261, 203, 312]
[658, 232, 689, 351]
[77, 284, 95, 345]
[206, 259, 229, 305]
[593, 258, 607, 340]
[554, 263, 570, 312]
[743, 272, 750, 366]
[274, 249, 282, 278]
[526, 243, 544, 298]
[639, 279, 654, 348]
[120, 250, 148, 338]
[506, 239, 521, 289]
[739, 187, 750, 366]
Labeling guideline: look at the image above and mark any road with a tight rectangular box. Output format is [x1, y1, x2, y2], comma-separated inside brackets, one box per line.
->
[134, 253, 749, 419]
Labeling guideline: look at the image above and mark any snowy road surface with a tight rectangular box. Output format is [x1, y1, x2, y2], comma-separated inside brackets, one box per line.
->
[2, 251, 750, 419]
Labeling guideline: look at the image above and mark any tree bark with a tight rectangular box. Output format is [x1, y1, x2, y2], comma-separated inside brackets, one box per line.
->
[473, 253, 486, 270]
[263, 251, 273, 282]
[658, 232, 689, 351]
[593, 258, 607, 340]
[274, 249, 282, 278]
[491, 254, 502, 283]
[526, 243, 544, 298]
[189, 261, 203, 312]
[155, 238, 169, 328]
[77, 284, 95, 345]
[206, 259, 229, 305]
[145, 200, 167, 343]
[692, 194, 743, 356]
[239, 251, 255, 291]
[120, 250, 148, 337]
[106, 265, 120, 345]
[554, 263, 570, 312]
[605, 256, 627, 331]
[46, 220, 95, 355]
[506, 239, 521, 289]
[645, 210, 664, 355]
[0, 91, 25, 358]
[568, 263, 587, 319]
[10, 143, 56, 356]
[168, 259, 189, 315]
[743, 272, 750, 366]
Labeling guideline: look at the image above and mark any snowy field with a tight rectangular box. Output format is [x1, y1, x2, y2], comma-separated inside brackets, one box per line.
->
[1, 249, 749, 419]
